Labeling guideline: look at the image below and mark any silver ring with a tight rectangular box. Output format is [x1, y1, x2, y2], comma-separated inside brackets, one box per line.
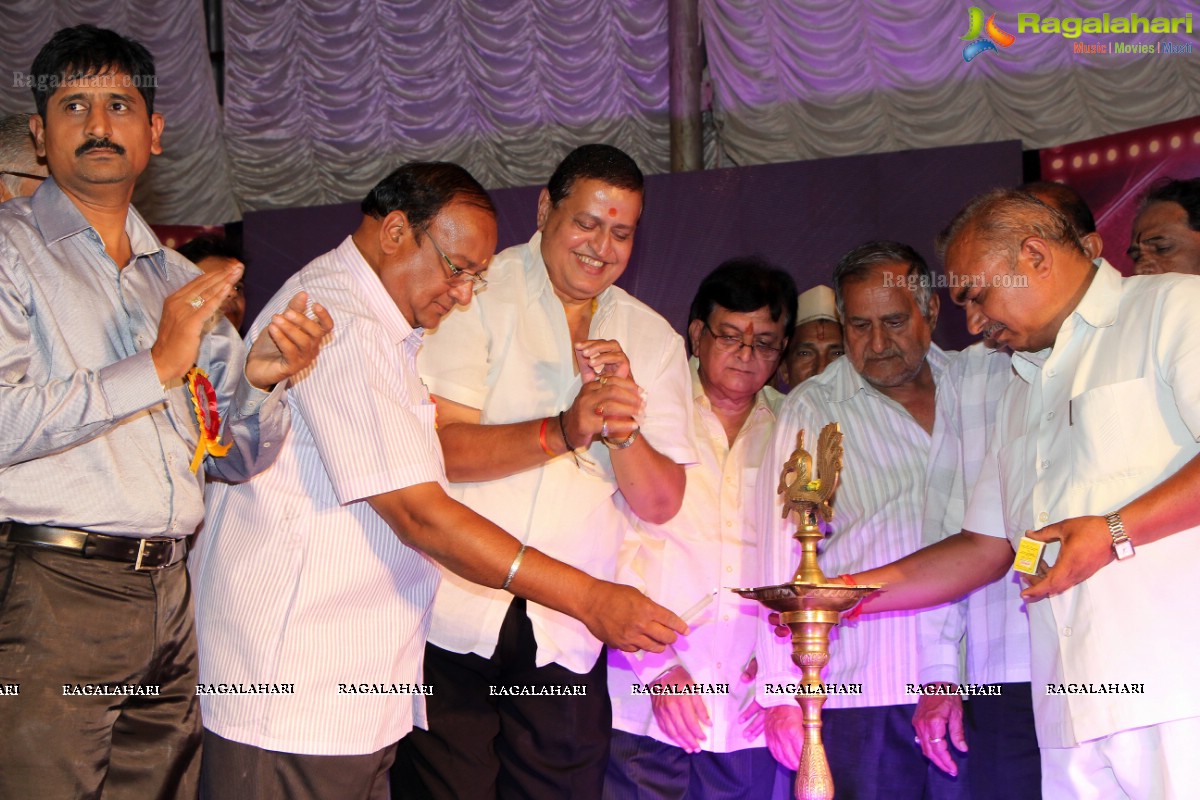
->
[189, 295, 205, 310]
[930, 737, 944, 744]
[601, 421, 610, 438]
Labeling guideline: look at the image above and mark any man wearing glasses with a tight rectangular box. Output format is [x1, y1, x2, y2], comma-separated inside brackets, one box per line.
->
[402, 144, 697, 800]
[604, 258, 796, 799]
[0, 112, 47, 202]
[191, 162, 686, 800]
[755, 242, 968, 799]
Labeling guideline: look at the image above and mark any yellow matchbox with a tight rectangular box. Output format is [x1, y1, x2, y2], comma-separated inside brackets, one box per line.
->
[1012, 536, 1045, 576]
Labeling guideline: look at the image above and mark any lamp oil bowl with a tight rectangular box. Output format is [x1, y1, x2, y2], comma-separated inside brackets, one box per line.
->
[734, 423, 880, 800]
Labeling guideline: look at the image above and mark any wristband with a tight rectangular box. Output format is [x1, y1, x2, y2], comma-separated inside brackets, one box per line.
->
[558, 411, 580, 466]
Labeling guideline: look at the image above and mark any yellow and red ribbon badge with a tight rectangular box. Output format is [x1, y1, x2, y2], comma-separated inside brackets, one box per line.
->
[186, 367, 231, 472]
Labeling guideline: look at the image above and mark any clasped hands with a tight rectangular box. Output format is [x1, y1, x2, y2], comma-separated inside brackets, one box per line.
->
[560, 339, 645, 448]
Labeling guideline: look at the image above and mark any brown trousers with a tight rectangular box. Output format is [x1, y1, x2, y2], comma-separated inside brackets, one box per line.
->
[0, 544, 201, 800]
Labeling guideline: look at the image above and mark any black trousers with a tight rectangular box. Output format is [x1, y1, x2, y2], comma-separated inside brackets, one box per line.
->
[200, 729, 395, 800]
[394, 598, 612, 800]
[823, 705, 969, 800]
[964, 683, 1042, 799]
[602, 729, 777, 800]
[0, 544, 201, 800]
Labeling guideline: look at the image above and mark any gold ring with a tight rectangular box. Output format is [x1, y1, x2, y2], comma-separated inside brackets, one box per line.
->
[599, 376, 608, 386]
[189, 295, 205, 310]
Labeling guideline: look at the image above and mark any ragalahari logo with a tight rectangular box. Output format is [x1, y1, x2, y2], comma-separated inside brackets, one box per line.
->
[961, 7, 1016, 61]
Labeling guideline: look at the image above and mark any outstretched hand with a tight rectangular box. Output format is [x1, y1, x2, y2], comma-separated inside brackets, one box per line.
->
[578, 580, 688, 653]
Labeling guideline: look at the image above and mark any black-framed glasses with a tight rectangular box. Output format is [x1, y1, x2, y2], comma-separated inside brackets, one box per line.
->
[702, 322, 784, 360]
[0, 170, 47, 183]
[422, 227, 487, 291]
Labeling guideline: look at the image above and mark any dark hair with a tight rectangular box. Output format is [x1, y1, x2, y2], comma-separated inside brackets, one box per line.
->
[1142, 177, 1200, 232]
[361, 162, 495, 238]
[29, 25, 157, 119]
[936, 188, 1085, 265]
[688, 257, 798, 337]
[546, 144, 644, 207]
[177, 234, 243, 266]
[833, 241, 934, 318]
[1021, 180, 1097, 235]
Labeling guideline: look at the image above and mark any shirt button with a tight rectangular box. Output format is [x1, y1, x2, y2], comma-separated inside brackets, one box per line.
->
[1041, 460, 1050, 469]
[264, 441, 272, 448]
[1046, 411, 1055, 420]
[725, 521, 732, 528]
[1062, 627, 1072, 637]
[1039, 512, 1049, 523]
[725, 565, 733, 573]
[1047, 369, 1057, 378]
[716, 662, 723, 670]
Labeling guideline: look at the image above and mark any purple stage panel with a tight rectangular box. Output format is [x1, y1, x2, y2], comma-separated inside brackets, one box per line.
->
[243, 141, 1022, 351]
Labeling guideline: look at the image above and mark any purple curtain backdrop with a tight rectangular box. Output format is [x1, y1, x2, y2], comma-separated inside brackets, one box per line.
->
[242, 140, 1023, 352]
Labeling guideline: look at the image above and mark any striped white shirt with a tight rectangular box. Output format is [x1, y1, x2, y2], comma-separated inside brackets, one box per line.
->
[756, 346, 957, 709]
[191, 237, 445, 756]
[917, 343, 1029, 686]
[417, 234, 696, 675]
[609, 359, 780, 752]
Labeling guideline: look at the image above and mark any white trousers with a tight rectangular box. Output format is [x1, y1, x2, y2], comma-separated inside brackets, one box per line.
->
[1041, 715, 1200, 799]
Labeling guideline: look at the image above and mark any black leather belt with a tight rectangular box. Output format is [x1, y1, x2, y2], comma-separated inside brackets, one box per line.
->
[0, 522, 187, 571]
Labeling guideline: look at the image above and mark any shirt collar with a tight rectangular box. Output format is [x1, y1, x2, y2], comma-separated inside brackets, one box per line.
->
[1011, 259, 1119, 380]
[30, 177, 166, 271]
[339, 236, 419, 345]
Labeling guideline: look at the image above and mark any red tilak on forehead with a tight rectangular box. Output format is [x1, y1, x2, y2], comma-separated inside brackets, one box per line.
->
[607, 207, 617, 217]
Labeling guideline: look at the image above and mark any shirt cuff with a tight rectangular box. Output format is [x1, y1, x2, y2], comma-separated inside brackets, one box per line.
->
[97, 350, 166, 420]
[916, 663, 963, 687]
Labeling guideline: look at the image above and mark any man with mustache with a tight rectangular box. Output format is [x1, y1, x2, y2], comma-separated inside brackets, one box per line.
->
[400, 144, 697, 800]
[846, 188, 1200, 797]
[0, 25, 331, 799]
[755, 242, 967, 799]
[910, 182, 1102, 798]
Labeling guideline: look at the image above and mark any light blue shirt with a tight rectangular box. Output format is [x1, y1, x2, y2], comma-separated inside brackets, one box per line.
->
[0, 179, 286, 538]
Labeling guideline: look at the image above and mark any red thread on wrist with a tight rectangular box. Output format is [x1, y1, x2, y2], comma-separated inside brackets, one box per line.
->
[538, 417, 556, 457]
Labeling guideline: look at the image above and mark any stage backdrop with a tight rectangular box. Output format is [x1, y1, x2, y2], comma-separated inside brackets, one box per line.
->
[242, 140, 1023, 351]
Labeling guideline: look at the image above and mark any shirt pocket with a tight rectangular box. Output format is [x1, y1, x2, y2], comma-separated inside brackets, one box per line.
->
[1068, 377, 1158, 488]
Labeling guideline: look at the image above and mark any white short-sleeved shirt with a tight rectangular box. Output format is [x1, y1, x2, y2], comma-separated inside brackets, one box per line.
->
[756, 347, 958, 709]
[192, 237, 445, 756]
[964, 261, 1200, 748]
[609, 359, 780, 752]
[916, 343, 1029, 687]
[417, 233, 697, 675]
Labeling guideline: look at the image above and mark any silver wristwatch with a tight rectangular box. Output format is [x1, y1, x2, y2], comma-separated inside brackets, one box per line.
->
[1105, 511, 1135, 560]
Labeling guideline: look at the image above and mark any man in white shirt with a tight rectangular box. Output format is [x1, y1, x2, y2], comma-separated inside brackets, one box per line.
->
[604, 257, 796, 799]
[192, 162, 686, 800]
[756, 241, 967, 799]
[850, 188, 1200, 798]
[912, 181, 1103, 797]
[401, 145, 697, 800]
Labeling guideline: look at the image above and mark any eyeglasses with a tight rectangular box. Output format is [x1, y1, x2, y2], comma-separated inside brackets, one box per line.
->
[0, 170, 47, 182]
[702, 322, 784, 360]
[422, 227, 487, 291]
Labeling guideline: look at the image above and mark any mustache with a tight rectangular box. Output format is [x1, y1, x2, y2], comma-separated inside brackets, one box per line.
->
[76, 138, 125, 157]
